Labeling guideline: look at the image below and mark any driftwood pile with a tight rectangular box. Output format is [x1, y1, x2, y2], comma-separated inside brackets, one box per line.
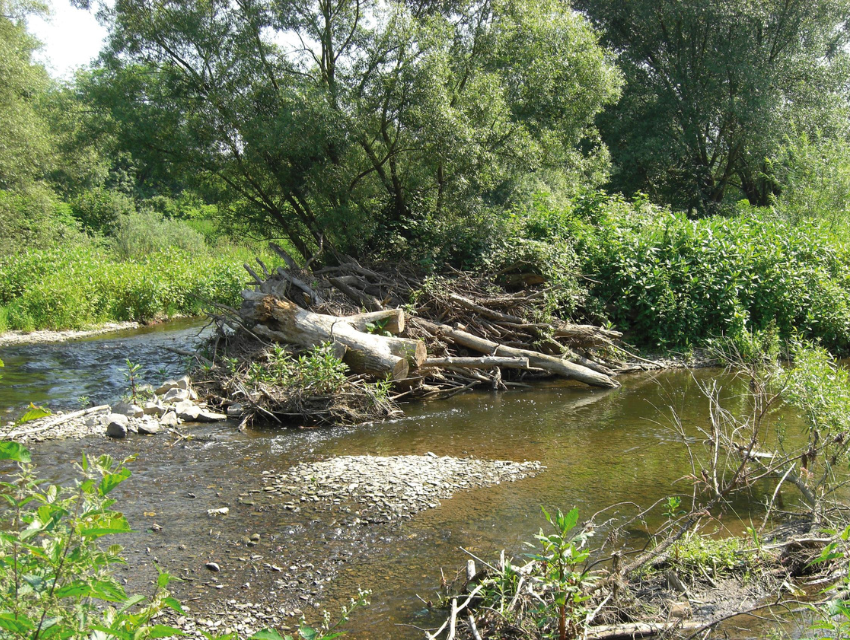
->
[207, 244, 646, 423]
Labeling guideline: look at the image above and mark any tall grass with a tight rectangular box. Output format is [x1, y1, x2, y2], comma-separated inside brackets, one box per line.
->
[0, 244, 268, 331]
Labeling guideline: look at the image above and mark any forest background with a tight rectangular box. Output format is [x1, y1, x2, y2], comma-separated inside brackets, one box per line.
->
[4, 0, 850, 355]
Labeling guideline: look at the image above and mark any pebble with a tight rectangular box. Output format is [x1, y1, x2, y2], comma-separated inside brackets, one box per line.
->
[205, 562, 221, 572]
[265, 455, 544, 524]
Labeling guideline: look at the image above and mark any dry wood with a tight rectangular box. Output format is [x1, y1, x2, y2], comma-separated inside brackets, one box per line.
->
[329, 276, 385, 311]
[346, 309, 405, 334]
[413, 318, 619, 388]
[275, 267, 324, 305]
[423, 356, 530, 369]
[4, 405, 110, 439]
[553, 323, 623, 347]
[584, 619, 704, 639]
[268, 242, 299, 270]
[241, 293, 424, 380]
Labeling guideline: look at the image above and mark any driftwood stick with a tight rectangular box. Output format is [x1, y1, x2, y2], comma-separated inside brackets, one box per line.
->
[346, 309, 405, 334]
[5, 405, 111, 438]
[584, 620, 704, 639]
[426, 585, 484, 640]
[467, 614, 483, 640]
[329, 277, 384, 311]
[243, 263, 264, 286]
[268, 242, 299, 269]
[424, 356, 530, 369]
[413, 318, 618, 388]
[276, 267, 324, 306]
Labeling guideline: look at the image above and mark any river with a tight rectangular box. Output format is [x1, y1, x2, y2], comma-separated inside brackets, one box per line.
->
[0, 322, 811, 638]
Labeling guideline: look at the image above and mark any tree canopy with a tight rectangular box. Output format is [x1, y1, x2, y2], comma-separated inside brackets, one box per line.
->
[575, 0, 850, 213]
[86, 0, 621, 259]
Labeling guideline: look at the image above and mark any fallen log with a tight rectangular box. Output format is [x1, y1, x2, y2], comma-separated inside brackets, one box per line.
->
[413, 318, 619, 388]
[241, 292, 424, 380]
[584, 620, 705, 639]
[423, 357, 530, 369]
[346, 309, 405, 334]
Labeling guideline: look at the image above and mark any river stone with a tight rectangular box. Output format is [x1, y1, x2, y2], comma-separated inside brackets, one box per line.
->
[196, 409, 227, 422]
[112, 402, 143, 418]
[155, 380, 179, 395]
[266, 455, 544, 524]
[143, 401, 165, 417]
[176, 375, 192, 390]
[174, 400, 200, 421]
[160, 411, 179, 427]
[105, 414, 129, 438]
[163, 387, 190, 403]
[137, 420, 161, 435]
[226, 403, 244, 417]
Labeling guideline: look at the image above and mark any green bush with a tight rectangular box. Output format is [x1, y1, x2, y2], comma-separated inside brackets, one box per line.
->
[0, 441, 370, 640]
[579, 200, 850, 352]
[0, 443, 186, 640]
[0, 244, 264, 330]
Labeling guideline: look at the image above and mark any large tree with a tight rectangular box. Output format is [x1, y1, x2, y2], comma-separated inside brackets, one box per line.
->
[84, 0, 621, 259]
[575, 0, 850, 213]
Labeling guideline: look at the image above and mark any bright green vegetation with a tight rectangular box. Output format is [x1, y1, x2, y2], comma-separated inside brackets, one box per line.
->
[0, 244, 259, 331]
[580, 202, 850, 352]
[0, 441, 370, 640]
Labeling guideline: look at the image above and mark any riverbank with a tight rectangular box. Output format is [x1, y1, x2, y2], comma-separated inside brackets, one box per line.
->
[0, 321, 140, 347]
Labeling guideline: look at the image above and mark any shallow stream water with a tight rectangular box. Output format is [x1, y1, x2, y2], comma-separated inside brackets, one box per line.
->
[0, 323, 809, 638]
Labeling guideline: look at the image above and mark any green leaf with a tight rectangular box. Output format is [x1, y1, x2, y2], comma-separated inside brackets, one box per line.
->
[16, 403, 52, 426]
[0, 441, 31, 463]
[99, 468, 131, 496]
[163, 597, 186, 615]
[0, 613, 35, 633]
[251, 630, 287, 640]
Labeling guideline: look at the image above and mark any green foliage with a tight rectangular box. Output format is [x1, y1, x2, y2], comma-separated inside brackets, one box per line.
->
[0, 443, 368, 640]
[771, 128, 850, 231]
[87, 0, 621, 260]
[807, 525, 850, 640]
[582, 201, 850, 352]
[526, 507, 594, 640]
[0, 445, 187, 640]
[247, 344, 349, 395]
[0, 244, 259, 330]
[666, 534, 749, 578]
[111, 210, 208, 260]
[577, 0, 850, 213]
[784, 343, 850, 468]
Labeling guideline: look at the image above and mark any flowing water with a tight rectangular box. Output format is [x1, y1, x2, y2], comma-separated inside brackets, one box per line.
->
[0, 323, 809, 638]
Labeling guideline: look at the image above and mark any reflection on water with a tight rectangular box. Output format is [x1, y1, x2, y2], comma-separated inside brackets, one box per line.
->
[0, 324, 810, 638]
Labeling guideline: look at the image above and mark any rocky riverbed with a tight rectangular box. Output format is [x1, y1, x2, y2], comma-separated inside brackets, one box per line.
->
[2, 374, 228, 442]
[262, 455, 544, 524]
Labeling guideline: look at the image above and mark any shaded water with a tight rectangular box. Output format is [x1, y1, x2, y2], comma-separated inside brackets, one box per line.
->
[0, 324, 807, 638]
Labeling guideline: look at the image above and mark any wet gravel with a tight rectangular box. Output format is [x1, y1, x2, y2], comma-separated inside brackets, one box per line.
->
[262, 454, 544, 524]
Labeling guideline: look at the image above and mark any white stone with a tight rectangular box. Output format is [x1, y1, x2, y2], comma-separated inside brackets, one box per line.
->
[155, 380, 179, 395]
[162, 387, 190, 403]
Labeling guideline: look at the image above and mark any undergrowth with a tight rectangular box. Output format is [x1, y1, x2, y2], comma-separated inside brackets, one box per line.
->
[0, 244, 274, 331]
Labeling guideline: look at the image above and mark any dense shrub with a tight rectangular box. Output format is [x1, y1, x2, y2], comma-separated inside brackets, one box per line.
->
[0, 244, 262, 330]
[580, 201, 850, 352]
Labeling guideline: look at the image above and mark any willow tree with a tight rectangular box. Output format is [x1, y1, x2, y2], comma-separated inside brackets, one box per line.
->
[84, 0, 621, 259]
[575, 0, 850, 214]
